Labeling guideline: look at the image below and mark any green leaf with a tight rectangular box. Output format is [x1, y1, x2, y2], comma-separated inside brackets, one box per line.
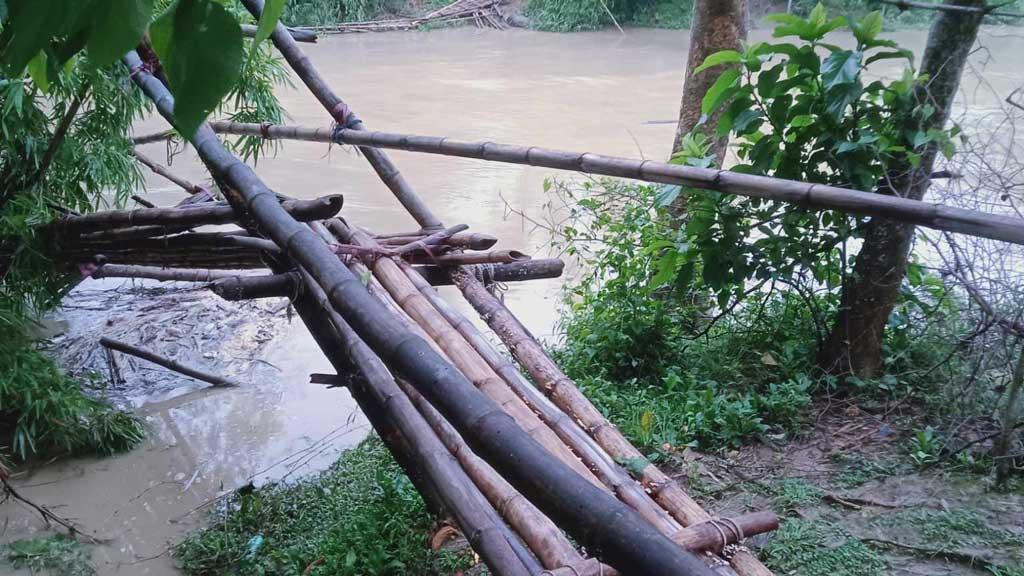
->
[701, 67, 741, 116]
[655, 184, 682, 207]
[852, 11, 883, 44]
[26, 50, 48, 93]
[789, 114, 815, 128]
[864, 49, 913, 66]
[821, 50, 861, 90]
[87, 0, 153, 65]
[151, 0, 244, 137]
[0, 0, 78, 74]
[693, 50, 741, 75]
[248, 0, 285, 62]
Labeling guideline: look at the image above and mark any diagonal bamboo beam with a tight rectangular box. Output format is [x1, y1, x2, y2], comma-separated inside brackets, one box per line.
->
[125, 50, 717, 576]
[204, 120, 1024, 246]
[239, 0, 443, 230]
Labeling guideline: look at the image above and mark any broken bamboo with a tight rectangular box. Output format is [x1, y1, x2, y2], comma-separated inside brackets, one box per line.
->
[127, 49, 716, 575]
[100, 337, 241, 388]
[205, 119, 1024, 246]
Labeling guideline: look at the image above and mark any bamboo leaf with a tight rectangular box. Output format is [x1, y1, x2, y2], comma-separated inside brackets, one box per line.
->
[248, 0, 285, 62]
[151, 0, 244, 137]
[87, 0, 154, 65]
[692, 50, 741, 75]
[701, 67, 741, 116]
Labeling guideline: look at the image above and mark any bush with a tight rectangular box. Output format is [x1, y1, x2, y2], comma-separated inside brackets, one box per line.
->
[0, 339, 144, 461]
[526, 0, 693, 32]
[176, 436, 473, 576]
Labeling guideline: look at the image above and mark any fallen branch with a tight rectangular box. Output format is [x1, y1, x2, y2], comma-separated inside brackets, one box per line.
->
[878, 0, 1023, 18]
[100, 336, 242, 388]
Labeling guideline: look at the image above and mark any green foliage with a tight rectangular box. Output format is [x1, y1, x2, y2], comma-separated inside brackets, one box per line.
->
[526, 0, 693, 32]
[177, 436, 473, 575]
[2, 534, 95, 576]
[763, 518, 887, 576]
[281, 0, 405, 26]
[908, 425, 939, 467]
[884, 508, 1024, 550]
[773, 478, 823, 511]
[0, 339, 145, 460]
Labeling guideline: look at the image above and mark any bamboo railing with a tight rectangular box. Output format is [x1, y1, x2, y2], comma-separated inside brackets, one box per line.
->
[201, 120, 1024, 246]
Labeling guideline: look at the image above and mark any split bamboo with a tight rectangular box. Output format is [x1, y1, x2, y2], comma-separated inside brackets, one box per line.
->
[127, 49, 717, 575]
[453, 269, 774, 576]
[204, 120, 1024, 246]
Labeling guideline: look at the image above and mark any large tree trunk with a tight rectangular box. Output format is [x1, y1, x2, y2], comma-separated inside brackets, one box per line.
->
[818, 0, 985, 378]
[671, 0, 747, 161]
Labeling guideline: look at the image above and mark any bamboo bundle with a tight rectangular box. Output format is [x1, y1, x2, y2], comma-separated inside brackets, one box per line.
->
[327, 220, 603, 486]
[127, 49, 716, 575]
[204, 119, 1024, 246]
[452, 269, 773, 576]
[53, 195, 343, 234]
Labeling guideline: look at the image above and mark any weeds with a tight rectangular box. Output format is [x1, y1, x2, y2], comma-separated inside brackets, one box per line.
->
[1, 535, 94, 576]
[176, 436, 474, 575]
[763, 518, 887, 576]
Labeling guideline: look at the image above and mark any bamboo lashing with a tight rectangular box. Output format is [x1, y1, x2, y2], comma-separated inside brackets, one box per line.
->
[203, 119, 1024, 246]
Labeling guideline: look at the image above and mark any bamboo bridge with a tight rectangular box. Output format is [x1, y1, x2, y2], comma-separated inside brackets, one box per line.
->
[47, 1, 1024, 574]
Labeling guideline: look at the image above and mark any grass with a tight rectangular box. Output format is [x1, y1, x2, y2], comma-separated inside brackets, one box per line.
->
[175, 436, 474, 576]
[763, 519, 887, 576]
[1, 535, 95, 576]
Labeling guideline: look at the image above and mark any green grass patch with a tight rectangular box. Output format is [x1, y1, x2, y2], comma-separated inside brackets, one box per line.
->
[763, 518, 887, 576]
[883, 508, 1024, 550]
[175, 436, 474, 576]
[1, 535, 95, 576]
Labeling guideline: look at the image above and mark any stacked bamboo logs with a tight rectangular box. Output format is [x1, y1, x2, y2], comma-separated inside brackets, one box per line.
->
[125, 46, 725, 575]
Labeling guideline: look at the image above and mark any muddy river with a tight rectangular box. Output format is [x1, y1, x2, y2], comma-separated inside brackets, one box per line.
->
[3, 25, 1023, 575]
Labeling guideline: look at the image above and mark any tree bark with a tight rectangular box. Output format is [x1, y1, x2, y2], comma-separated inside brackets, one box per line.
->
[995, 340, 1024, 485]
[819, 0, 985, 378]
[671, 0, 747, 161]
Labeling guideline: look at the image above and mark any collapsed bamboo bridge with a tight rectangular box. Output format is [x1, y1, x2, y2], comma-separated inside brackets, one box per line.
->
[38, 1, 1024, 574]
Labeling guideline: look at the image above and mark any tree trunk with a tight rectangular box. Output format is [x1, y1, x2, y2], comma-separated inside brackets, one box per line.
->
[669, 0, 747, 216]
[995, 341, 1024, 485]
[818, 0, 985, 378]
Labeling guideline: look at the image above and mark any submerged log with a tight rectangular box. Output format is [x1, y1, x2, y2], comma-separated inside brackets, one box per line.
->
[52, 195, 343, 235]
[205, 120, 1024, 246]
[100, 337, 241, 388]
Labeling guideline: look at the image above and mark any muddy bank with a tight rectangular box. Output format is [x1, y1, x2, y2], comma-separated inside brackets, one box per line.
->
[2, 280, 369, 575]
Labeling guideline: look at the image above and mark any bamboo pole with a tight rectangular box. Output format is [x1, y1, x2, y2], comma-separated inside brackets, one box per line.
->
[393, 224, 469, 256]
[453, 270, 774, 576]
[204, 120, 1024, 246]
[396, 377, 584, 570]
[327, 220, 603, 487]
[406, 249, 531, 266]
[397, 257, 682, 535]
[240, 23, 318, 42]
[53, 195, 344, 234]
[132, 149, 208, 195]
[209, 272, 300, 300]
[239, 0, 443, 230]
[126, 50, 716, 575]
[92, 264, 251, 282]
[100, 337, 241, 387]
[376, 231, 498, 250]
[294, 267, 537, 576]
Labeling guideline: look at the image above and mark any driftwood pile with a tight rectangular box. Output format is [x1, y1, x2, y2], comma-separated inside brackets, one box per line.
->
[308, 0, 509, 34]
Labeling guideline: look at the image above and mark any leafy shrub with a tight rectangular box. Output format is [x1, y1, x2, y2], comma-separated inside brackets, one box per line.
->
[176, 436, 474, 575]
[0, 339, 144, 460]
[1, 535, 94, 576]
[526, 0, 693, 32]
[282, 0, 407, 26]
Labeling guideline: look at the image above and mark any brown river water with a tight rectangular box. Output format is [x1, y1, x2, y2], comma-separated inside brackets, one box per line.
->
[3, 25, 1023, 575]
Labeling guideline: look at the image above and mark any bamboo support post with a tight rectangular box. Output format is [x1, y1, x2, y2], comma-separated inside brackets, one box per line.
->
[100, 337, 241, 388]
[204, 120, 1024, 246]
[127, 49, 715, 575]
[53, 195, 344, 234]
[452, 270, 774, 576]
[239, 0, 443, 230]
